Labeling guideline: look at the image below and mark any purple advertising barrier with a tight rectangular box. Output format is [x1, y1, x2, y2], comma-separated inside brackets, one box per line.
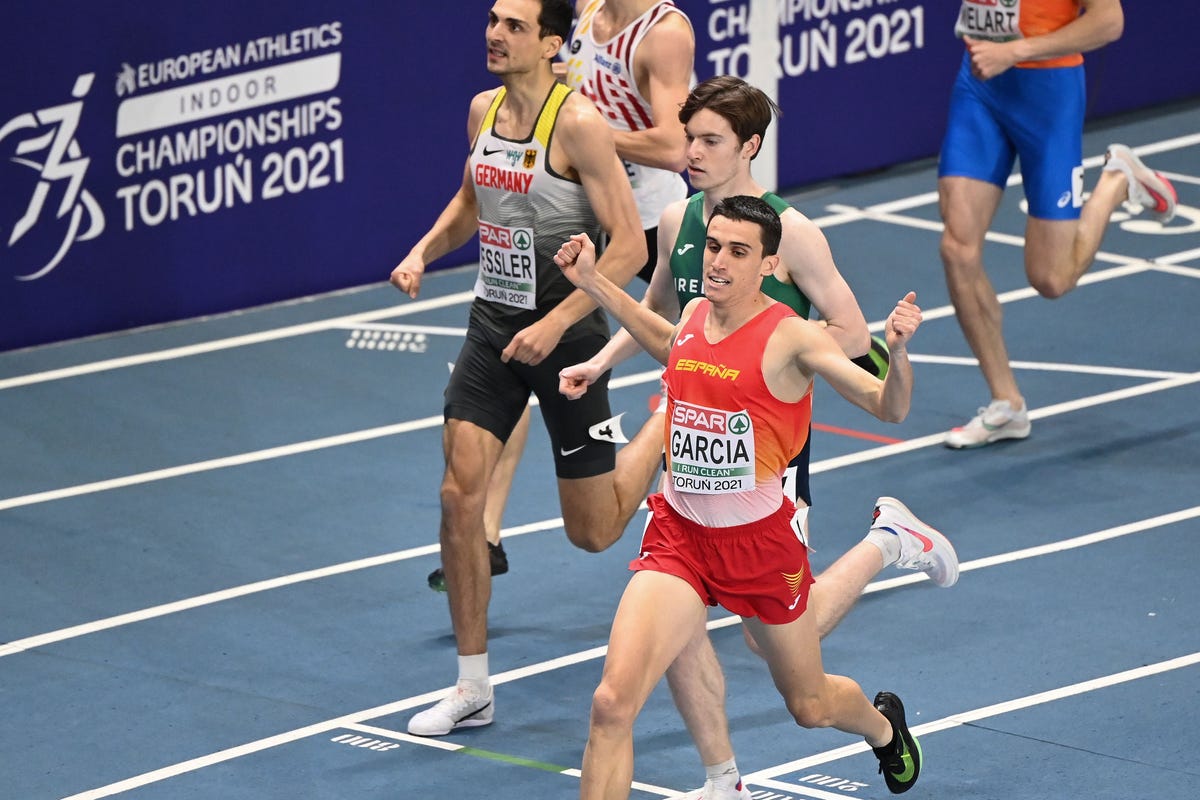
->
[1, 2, 1195, 351]
[0, 4, 493, 352]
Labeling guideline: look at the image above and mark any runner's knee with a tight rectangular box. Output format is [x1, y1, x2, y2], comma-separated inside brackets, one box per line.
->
[786, 693, 832, 730]
[939, 229, 980, 272]
[590, 680, 637, 731]
[438, 470, 488, 536]
[1027, 269, 1072, 299]
[564, 520, 620, 553]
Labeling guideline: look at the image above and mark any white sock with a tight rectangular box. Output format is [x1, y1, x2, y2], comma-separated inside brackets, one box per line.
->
[458, 653, 489, 694]
[705, 757, 741, 790]
[865, 528, 901, 566]
[1102, 156, 1141, 207]
[1103, 157, 1133, 180]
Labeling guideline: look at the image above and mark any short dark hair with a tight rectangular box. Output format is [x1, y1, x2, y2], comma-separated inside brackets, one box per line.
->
[708, 195, 782, 256]
[538, 0, 573, 42]
[679, 76, 780, 160]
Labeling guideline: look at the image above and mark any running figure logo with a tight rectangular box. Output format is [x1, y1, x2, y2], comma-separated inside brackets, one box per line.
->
[0, 73, 105, 281]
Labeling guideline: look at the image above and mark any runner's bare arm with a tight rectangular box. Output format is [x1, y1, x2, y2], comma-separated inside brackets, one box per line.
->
[778, 209, 870, 357]
[555, 233, 675, 364]
[536, 95, 646, 331]
[611, 14, 693, 171]
[564, 198, 686, 382]
[964, 0, 1122, 79]
[390, 90, 495, 298]
[776, 292, 920, 423]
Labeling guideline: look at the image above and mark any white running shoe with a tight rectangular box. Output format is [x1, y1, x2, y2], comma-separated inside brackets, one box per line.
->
[671, 781, 753, 800]
[944, 399, 1030, 449]
[1104, 143, 1178, 223]
[871, 497, 959, 588]
[407, 682, 494, 736]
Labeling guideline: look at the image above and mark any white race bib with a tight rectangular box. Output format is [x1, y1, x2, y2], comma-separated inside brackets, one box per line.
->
[476, 220, 537, 310]
[668, 400, 756, 495]
[955, 0, 1022, 42]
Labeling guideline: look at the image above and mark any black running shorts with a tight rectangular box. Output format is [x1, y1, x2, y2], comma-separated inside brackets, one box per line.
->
[445, 322, 617, 479]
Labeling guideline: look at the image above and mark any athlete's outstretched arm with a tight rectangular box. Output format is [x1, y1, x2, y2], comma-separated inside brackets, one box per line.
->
[390, 90, 494, 298]
[555, 233, 675, 365]
[557, 200, 685, 399]
[786, 292, 921, 423]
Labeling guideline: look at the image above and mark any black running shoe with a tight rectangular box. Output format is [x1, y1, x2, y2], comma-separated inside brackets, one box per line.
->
[427, 541, 509, 592]
[872, 691, 922, 794]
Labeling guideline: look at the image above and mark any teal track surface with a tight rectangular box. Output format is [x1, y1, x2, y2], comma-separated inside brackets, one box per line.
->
[3, 101, 1199, 800]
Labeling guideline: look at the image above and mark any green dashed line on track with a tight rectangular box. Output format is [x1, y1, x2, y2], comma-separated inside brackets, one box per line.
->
[458, 746, 571, 774]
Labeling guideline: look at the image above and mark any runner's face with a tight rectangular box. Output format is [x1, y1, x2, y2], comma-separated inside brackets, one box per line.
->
[684, 109, 755, 191]
[487, 0, 550, 75]
[702, 216, 772, 301]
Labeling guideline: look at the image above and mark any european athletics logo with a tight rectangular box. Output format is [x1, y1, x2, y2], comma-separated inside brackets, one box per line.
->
[0, 73, 105, 281]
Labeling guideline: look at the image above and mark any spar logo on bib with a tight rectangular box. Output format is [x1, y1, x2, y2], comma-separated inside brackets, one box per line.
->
[475, 219, 536, 310]
[668, 401, 756, 495]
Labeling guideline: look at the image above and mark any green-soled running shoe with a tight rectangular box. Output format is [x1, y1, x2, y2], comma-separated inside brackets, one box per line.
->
[872, 691, 922, 794]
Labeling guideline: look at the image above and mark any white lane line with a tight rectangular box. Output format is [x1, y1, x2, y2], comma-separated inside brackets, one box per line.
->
[746, 651, 1200, 787]
[697, 506, 1200, 633]
[809, 372, 1200, 475]
[0, 515, 567, 657]
[339, 723, 680, 797]
[1149, 247, 1200, 267]
[856, 505, 1200, 594]
[1151, 262, 1200, 278]
[1157, 170, 1200, 186]
[1122, 132, 1200, 157]
[11, 503, 1193, 657]
[0, 291, 475, 391]
[59, 644, 613, 800]
[2, 369, 1196, 657]
[821, 205, 1200, 278]
[2, 364, 1195, 514]
[0, 368, 665, 514]
[54, 509, 1197, 799]
[909, 354, 1190, 380]
[0, 417, 445, 513]
[1024, 372, 1200, 421]
[826, 201, 1162, 268]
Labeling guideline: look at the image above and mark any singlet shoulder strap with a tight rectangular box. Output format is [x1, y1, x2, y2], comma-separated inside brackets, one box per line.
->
[761, 192, 790, 215]
[534, 82, 573, 148]
[482, 87, 506, 131]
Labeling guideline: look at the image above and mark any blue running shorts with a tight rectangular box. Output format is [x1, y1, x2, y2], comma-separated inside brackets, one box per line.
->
[939, 52, 1086, 221]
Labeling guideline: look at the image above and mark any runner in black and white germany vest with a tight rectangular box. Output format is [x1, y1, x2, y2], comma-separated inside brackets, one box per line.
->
[469, 81, 607, 341]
